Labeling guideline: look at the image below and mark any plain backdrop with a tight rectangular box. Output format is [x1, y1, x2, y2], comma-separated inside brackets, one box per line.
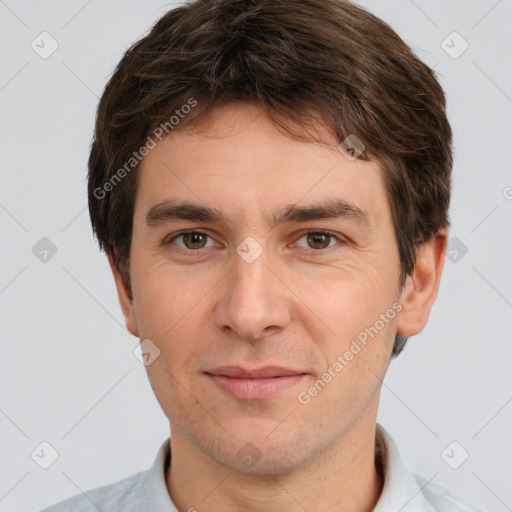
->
[0, 1, 511, 511]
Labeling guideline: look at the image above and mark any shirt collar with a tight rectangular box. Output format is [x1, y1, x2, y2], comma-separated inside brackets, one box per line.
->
[138, 437, 177, 511]
[374, 424, 437, 512]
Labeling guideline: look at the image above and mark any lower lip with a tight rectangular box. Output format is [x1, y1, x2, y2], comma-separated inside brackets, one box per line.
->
[207, 374, 306, 400]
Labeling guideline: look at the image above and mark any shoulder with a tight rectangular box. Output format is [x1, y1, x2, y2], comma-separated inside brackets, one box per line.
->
[414, 474, 487, 512]
[39, 470, 146, 512]
[39, 437, 172, 512]
[375, 424, 486, 512]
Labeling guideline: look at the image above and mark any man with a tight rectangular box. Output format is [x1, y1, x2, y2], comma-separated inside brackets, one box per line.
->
[42, 0, 484, 510]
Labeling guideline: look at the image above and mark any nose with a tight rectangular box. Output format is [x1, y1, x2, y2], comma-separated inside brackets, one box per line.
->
[214, 243, 292, 341]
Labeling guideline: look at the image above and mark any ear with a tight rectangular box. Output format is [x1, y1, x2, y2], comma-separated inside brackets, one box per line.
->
[107, 252, 139, 337]
[395, 228, 448, 337]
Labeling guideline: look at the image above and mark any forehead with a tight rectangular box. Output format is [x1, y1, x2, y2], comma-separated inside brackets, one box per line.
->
[134, 103, 388, 229]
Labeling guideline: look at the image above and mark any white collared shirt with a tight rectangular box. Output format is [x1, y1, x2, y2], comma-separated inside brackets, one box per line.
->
[40, 424, 484, 511]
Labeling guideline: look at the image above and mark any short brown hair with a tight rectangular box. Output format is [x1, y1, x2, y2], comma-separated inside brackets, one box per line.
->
[88, 0, 452, 356]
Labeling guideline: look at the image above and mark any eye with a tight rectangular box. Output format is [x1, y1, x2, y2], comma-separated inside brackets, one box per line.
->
[166, 230, 215, 250]
[295, 230, 344, 250]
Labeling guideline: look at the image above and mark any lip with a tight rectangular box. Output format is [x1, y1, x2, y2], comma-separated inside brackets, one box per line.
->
[206, 365, 305, 379]
[205, 366, 307, 400]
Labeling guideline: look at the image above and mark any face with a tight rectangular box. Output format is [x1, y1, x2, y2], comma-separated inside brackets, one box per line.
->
[111, 103, 444, 474]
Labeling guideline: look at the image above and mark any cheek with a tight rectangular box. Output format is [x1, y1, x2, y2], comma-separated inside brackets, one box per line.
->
[293, 267, 398, 404]
[131, 266, 205, 404]
[131, 259, 207, 343]
[296, 266, 394, 340]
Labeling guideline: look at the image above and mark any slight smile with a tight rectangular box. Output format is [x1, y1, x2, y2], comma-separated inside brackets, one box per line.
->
[205, 366, 309, 400]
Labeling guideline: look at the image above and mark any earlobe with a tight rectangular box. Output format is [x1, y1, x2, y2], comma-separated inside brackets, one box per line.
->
[107, 252, 139, 337]
[395, 229, 448, 337]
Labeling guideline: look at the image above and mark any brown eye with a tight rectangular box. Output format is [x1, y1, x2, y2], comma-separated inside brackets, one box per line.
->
[182, 232, 208, 249]
[168, 231, 214, 250]
[306, 232, 332, 249]
[294, 230, 344, 251]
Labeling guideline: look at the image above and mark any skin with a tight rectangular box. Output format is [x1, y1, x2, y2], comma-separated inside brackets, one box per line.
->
[109, 103, 447, 512]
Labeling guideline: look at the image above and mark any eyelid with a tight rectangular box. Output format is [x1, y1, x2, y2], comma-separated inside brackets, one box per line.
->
[292, 229, 346, 249]
[164, 229, 217, 249]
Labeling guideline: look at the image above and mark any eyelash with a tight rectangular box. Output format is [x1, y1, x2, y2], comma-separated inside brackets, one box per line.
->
[164, 229, 345, 252]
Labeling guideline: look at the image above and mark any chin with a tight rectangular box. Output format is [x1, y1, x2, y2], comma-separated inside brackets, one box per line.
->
[201, 428, 317, 475]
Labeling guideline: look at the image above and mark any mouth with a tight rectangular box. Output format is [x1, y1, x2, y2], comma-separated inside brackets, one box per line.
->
[204, 366, 308, 400]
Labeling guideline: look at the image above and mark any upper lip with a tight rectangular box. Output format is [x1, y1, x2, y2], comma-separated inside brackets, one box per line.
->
[205, 366, 306, 379]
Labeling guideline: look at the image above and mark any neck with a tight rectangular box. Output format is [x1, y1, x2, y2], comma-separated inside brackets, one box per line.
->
[166, 421, 384, 512]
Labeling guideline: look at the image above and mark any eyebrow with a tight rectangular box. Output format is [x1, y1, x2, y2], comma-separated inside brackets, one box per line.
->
[146, 199, 373, 231]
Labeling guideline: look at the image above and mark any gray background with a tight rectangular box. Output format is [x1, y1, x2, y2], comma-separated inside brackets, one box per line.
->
[1, 1, 511, 511]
